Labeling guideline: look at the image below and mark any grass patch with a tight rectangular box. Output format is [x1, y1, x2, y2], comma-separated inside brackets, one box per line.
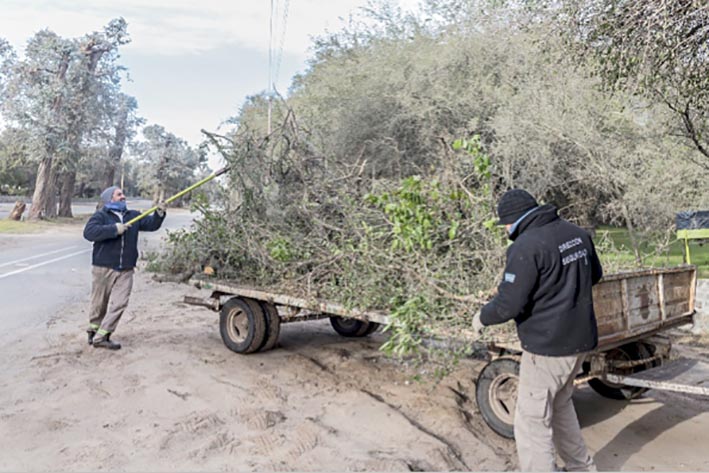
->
[595, 225, 709, 278]
[0, 220, 48, 233]
[0, 215, 91, 234]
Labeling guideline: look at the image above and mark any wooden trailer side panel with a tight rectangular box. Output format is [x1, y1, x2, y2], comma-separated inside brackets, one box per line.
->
[593, 279, 626, 341]
[593, 267, 696, 347]
[625, 274, 662, 329]
[663, 270, 695, 319]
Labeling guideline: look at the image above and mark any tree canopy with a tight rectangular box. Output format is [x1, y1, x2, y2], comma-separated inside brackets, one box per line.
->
[158, 0, 708, 366]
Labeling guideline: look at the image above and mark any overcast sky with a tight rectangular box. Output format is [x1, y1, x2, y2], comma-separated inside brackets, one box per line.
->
[0, 0, 419, 155]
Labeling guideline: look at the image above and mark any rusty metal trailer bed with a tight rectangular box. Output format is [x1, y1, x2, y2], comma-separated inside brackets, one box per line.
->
[184, 265, 708, 438]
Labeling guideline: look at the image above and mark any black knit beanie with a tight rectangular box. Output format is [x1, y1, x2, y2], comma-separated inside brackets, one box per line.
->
[496, 189, 538, 225]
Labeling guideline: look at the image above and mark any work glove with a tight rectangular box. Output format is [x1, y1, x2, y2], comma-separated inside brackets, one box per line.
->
[472, 310, 485, 337]
[116, 223, 131, 235]
[156, 201, 167, 217]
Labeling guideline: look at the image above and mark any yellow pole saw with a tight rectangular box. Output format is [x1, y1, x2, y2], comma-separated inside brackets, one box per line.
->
[125, 166, 231, 226]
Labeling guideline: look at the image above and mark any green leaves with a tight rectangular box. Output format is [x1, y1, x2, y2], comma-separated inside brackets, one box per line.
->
[266, 237, 296, 262]
[367, 176, 445, 252]
[452, 135, 491, 180]
[380, 295, 429, 357]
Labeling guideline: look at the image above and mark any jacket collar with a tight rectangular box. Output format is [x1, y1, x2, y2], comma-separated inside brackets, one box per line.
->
[508, 204, 559, 240]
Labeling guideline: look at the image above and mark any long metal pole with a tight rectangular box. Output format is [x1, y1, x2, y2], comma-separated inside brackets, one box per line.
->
[125, 166, 231, 226]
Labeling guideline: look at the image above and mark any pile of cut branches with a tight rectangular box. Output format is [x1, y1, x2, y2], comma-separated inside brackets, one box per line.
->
[160, 111, 507, 370]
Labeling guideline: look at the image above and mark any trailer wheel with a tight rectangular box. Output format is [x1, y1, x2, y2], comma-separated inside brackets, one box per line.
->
[476, 358, 519, 439]
[219, 297, 267, 354]
[588, 342, 655, 400]
[329, 317, 371, 337]
[258, 301, 281, 352]
[363, 322, 381, 335]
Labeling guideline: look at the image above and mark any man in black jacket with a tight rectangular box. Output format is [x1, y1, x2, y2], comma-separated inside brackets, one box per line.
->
[83, 186, 166, 350]
[479, 189, 603, 472]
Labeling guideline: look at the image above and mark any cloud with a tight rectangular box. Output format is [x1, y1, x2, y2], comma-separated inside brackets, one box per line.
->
[0, 0, 422, 150]
[1, 0, 421, 58]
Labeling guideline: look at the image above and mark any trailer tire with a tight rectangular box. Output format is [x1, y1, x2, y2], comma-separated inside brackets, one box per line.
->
[588, 342, 655, 400]
[258, 301, 281, 352]
[329, 317, 371, 337]
[363, 322, 381, 335]
[476, 358, 520, 439]
[219, 297, 267, 354]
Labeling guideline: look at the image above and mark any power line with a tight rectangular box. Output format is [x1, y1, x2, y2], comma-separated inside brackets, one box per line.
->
[268, 0, 275, 134]
[274, 0, 290, 91]
[268, 0, 290, 134]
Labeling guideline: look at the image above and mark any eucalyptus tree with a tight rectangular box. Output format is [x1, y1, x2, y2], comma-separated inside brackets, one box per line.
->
[56, 18, 131, 217]
[66, 91, 141, 204]
[0, 19, 130, 219]
[0, 127, 34, 195]
[0, 38, 15, 98]
[103, 93, 142, 189]
[135, 124, 206, 204]
[0, 30, 74, 218]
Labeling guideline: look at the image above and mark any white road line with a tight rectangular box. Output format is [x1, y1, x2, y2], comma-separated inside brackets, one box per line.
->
[0, 246, 79, 269]
[0, 249, 91, 279]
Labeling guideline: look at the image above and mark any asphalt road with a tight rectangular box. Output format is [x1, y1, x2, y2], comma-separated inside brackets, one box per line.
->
[0, 201, 194, 345]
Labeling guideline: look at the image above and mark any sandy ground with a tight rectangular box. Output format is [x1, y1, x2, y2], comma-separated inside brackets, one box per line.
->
[1, 268, 708, 471]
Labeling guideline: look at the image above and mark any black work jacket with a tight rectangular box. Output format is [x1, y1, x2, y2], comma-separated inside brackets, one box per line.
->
[480, 205, 603, 356]
[83, 207, 164, 270]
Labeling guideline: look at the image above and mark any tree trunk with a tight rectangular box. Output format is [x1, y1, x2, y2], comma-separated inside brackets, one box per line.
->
[43, 165, 60, 219]
[152, 187, 165, 205]
[104, 164, 116, 189]
[58, 170, 76, 218]
[621, 201, 642, 266]
[8, 201, 26, 221]
[28, 157, 54, 220]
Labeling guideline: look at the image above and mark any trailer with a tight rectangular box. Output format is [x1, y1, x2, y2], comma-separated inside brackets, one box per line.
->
[475, 265, 708, 438]
[184, 265, 708, 438]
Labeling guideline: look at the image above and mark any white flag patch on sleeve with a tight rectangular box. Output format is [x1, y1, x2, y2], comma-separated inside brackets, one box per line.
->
[504, 272, 516, 283]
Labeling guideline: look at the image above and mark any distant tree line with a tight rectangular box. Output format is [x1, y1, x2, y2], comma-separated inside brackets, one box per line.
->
[0, 18, 206, 219]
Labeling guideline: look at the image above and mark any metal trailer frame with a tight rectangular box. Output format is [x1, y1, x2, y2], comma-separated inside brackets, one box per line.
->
[474, 265, 708, 438]
[184, 265, 708, 438]
[185, 280, 390, 325]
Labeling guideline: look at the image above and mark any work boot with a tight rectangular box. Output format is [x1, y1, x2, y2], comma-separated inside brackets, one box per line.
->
[93, 334, 121, 350]
[87, 330, 96, 345]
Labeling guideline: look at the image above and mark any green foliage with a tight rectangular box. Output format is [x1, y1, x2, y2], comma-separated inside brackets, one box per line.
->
[452, 136, 491, 180]
[266, 237, 297, 262]
[133, 124, 207, 203]
[367, 177, 440, 252]
[158, 0, 708, 378]
[381, 295, 429, 357]
[555, 0, 709, 166]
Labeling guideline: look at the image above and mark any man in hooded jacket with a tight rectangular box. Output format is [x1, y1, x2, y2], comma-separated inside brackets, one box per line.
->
[478, 189, 603, 472]
[83, 186, 166, 350]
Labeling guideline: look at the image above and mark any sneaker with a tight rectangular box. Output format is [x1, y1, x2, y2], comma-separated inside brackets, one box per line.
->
[87, 330, 96, 345]
[93, 336, 121, 350]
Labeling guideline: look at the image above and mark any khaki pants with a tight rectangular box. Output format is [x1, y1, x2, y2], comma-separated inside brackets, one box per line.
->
[515, 350, 596, 472]
[88, 266, 134, 340]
